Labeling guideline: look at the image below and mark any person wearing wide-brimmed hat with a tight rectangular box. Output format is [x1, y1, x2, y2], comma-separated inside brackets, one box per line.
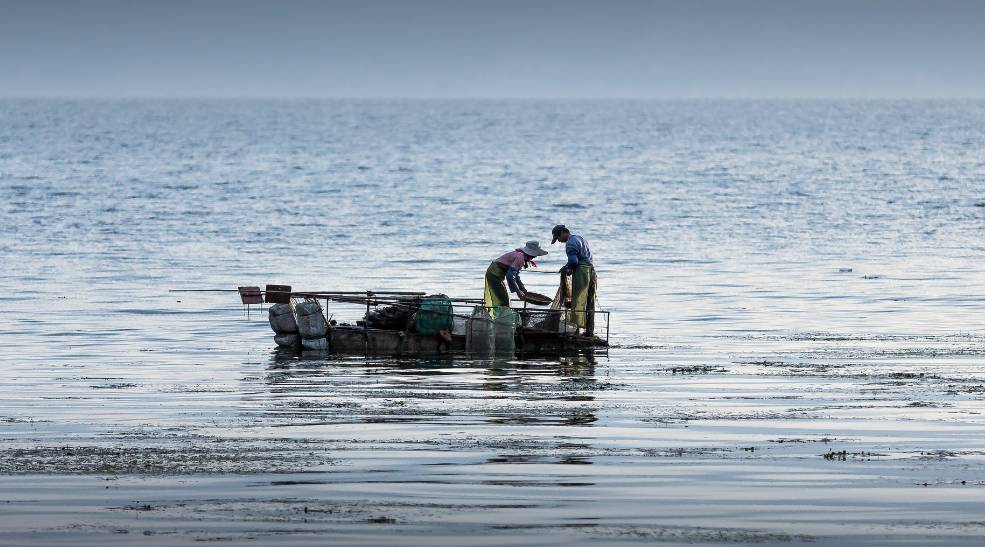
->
[551, 224, 596, 336]
[484, 241, 549, 314]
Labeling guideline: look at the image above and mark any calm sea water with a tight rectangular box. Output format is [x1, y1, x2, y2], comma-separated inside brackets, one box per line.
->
[3, 100, 985, 338]
[2, 100, 985, 545]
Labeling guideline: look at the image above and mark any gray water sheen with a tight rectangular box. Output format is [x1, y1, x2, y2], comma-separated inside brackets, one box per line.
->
[2, 100, 985, 545]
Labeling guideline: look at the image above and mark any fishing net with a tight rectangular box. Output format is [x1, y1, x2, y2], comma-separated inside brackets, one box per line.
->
[364, 302, 412, 330]
[466, 305, 517, 355]
[532, 273, 576, 333]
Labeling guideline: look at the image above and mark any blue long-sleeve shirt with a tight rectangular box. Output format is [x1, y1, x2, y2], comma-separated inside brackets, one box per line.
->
[564, 234, 593, 270]
[506, 267, 527, 294]
[496, 249, 529, 294]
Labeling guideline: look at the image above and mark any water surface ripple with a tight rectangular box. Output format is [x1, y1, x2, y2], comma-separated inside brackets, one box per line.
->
[2, 100, 985, 545]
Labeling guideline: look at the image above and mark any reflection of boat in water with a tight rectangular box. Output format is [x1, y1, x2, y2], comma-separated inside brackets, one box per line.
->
[241, 284, 609, 356]
[262, 351, 601, 429]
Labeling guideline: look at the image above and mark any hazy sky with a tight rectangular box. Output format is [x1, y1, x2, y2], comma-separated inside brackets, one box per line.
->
[1, 0, 983, 99]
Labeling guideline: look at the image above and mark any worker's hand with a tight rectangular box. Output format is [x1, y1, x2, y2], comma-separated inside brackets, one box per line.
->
[517, 291, 527, 300]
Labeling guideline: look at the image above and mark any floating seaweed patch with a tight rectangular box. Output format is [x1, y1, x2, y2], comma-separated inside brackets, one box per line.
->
[667, 365, 727, 374]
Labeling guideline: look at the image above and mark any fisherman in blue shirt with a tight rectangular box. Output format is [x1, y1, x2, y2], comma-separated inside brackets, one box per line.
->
[551, 224, 597, 336]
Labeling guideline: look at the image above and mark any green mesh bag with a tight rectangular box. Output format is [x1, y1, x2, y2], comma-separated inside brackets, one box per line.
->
[415, 295, 454, 335]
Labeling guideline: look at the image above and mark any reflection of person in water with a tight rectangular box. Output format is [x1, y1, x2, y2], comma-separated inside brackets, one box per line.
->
[557, 351, 600, 426]
[481, 351, 599, 427]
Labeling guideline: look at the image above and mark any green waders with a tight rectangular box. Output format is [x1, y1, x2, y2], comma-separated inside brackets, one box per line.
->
[484, 261, 511, 315]
[571, 263, 597, 334]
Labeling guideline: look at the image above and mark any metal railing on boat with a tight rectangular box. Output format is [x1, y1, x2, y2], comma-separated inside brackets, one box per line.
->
[214, 285, 611, 348]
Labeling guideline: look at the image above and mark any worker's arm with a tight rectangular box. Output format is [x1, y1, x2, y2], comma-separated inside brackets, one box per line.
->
[560, 238, 580, 273]
[505, 267, 527, 296]
[564, 250, 580, 271]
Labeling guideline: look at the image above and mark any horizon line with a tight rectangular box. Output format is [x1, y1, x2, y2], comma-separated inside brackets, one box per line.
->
[2, 95, 985, 102]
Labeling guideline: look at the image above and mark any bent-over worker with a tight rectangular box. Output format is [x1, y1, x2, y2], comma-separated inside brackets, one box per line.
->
[551, 224, 597, 336]
[484, 241, 549, 314]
